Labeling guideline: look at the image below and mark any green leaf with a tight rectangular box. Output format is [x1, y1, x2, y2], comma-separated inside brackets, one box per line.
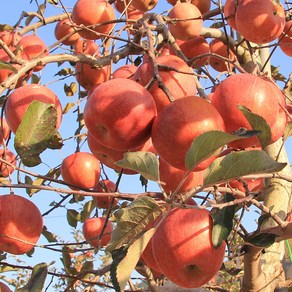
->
[16, 262, 48, 292]
[115, 151, 159, 181]
[238, 105, 272, 149]
[80, 200, 96, 223]
[42, 226, 58, 243]
[61, 246, 73, 272]
[47, 131, 63, 150]
[0, 24, 14, 31]
[246, 232, 276, 248]
[81, 260, 94, 273]
[111, 228, 155, 292]
[185, 130, 257, 171]
[0, 60, 17, 73]
[54, 68, 73, 76]
[67, 209, 80, 228]
[211, 194, 237, 248]
[204, 150, 286, 186]
[14, 100, 58, 167]
[106, 197, 164, 252]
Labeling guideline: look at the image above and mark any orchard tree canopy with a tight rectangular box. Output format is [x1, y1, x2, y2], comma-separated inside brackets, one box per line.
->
[0, 0, 292, 291]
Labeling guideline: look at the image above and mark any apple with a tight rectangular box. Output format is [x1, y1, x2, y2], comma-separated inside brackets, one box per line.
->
[224, 0, 237, 30]
[0, 30, 21, 47]
[82, 217, 113, 248]
[73, 38, 99, 55]
[0, 148, 16, 177]
[235, 0, 285, 44]
[0, 194, 43, 255]
[279, 20, 292, 57]
[152, 208, 226, 288]
[72, 0, 116, 40]
[93, 179, 119, 209]
[61, 152, 101, 190]
[159, 158, 204, 195]
[112, 64, 137, 79]
[0, 118, 10, 144]
[151, 95, 226, 171]
[209, 39, 235, 72]
[5, 84, 63, 134]
[54, 18, 80, 46]
[131, 0, 157, 11]
[84, 78, 157, 151]
[167, 0, 211, 15]
[134, 55, 197, 112]
[168, 2, 203, 41]
[176, 37, 210, 68]
[114, 0, 136, 14]
[0, 281, 11, 292]
[211, 73, 284, 149]
[18, 34, 49, 71]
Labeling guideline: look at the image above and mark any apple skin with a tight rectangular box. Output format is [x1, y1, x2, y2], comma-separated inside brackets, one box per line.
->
[134, 55, 197, 112]
[235, 0, 285, 44]
[5, 84, 63, 134]
[168, 3, 203, 41]
[279, 20, 292, 57]
[0, 194, 43, 255]
[152, 208, 226, 288]
[84, 78, 157, 151]
[54, 18, 80, 46]
[112, 64, 137, 79]
[0, 148, 16, 178]
[82, 217, 113, 248]
[131, 0, 157, 11]
[93, 179, 119, 209]
[73, 39, 99, 55]
[167, 0, 211, 15]
[224, 0, 237, 30]
[0, 118, 10, 145]
[61, 152, 101, 190]
[211, 73, 281, 149]
[72, 0, 116, 40]
[0, 281, 11, 292]
[0, 31, 21, 47]
[151, 96, 226, 171]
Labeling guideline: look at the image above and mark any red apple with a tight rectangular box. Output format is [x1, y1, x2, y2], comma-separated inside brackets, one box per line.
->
[131, 0, 158, 11]
[224, 0, 237, 30]
[72, 0, 116, 40]
[54, 18, 80, 46]
[0, 281, 11, 292]
[93, 179, 119, 209]
[167, 0, 211, 15]
[112, 64, 137, 79]
[5, 84, 63, 134]
[168, 2, 203, 41]
[73, 39, 99, 55]
[0, 118, 10, 144]
[0, 31, 21, 47]
[84, 78, 157, 151]
[279, 20, 292, 57]
[152, 208, 226, 288]
[61, 152, 101, 190]
[235, 0, 285, 44]
[134, 55, 197, 112]
[151, 96, 226, 171]
[0, 148, 16, 177]
[82, 217, 113, 248]
[0, 194, 43, 255]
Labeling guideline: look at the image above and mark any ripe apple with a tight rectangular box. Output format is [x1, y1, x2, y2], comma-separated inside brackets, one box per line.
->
[209, 39, 235, 72]
[0, 118, 10, 144]
[168, 2, 203, 41]
[235, 0, 285, 44]
[114, 0, 136, 14]
[167, 0, 211, 15]
[72, 0, 116, 40]
[84, 78, 157, 151]
[0, 281, 11, 292]
[0, 30, 21, 47]
[5, 84, 63, 134]
[151, 95, 226, 171]
[112, 64, 137, 79]
[61, 152, 101, 190]
[152, 208, 226, 288]
[18, 34, 49, 71]
[211, 73, 283, 149]
[134, 55, 197, 112]
[82, 217, 113, 248]
[73, 39, 99, 55]
[93, 179, 119, 209]
[176, 37, 210, 68]
[0, 148, 16, 177]
[279, 20, 292, 57]
[54, 18, 80, 46]
[224, 0, 237, 30]
[0, 194, 43, 255]
[159, 158, 204, 195]
[131, 0, 158, 11]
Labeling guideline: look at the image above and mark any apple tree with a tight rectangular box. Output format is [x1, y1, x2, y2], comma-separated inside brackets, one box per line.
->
[0, 0, 292, 291]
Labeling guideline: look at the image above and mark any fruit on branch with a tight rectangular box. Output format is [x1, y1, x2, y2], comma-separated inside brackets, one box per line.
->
[0, 194, 43, 255]
[167, 0, 211, 15]
[112, 64, 137, 79]
[84, 78, 157, 151]
[134, 55, 197, 112]
[279, 20, 292, 57]
[93, 179, 119, 209]
[131, 0, 158, 11]
[72, 0, 116, 40]
[235, 0, 285, 44]
[73, 38, 99, 55]
[0, 148, 16, 177]
[18, 34, 49, 71]
[151, 96, 225, 171]
[0, 118, 10, 145]
[211, 73, 285, 149]
[209, 39, 235, 72]
[114, 0, 136, 14]
[159, 158, 204, 195]
[82, 217, 113, 247]
[61, 152, 101, 190]
[54, 18, 80, 46]
[152, 208, 226, 288]
[168, 2, 203, 41]
[176, 37, 210, 68]
[0, 31, 21, 47]
[224, 0, 237, 30]
[5, 84, 63, 134]
[0, 281, 11, 292]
